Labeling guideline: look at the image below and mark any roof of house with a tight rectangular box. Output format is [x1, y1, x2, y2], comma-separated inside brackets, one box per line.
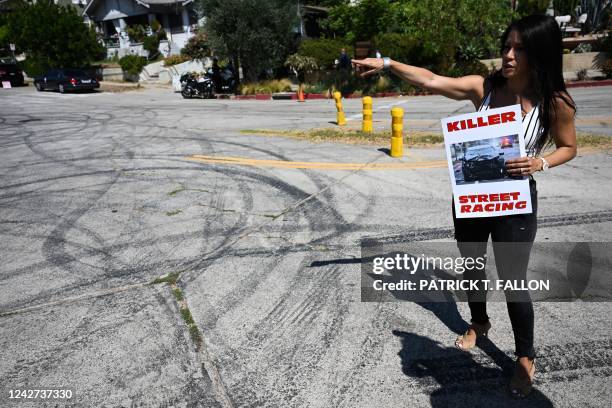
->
[83, 0, 192, 17]
[102, 10, 128, 21]
[138, 0, 189, 4]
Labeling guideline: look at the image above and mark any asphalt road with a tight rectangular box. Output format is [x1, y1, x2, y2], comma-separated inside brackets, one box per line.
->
[0, 85, 611, 407]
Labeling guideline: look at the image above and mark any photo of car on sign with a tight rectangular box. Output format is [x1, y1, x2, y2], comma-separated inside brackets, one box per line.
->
[450, 135, 521, 185]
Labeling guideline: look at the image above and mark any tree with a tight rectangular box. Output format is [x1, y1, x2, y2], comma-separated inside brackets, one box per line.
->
[306, 0, 349, 6]
[322, 0, 513, 75]
[323, 0, 400, 43]
[578, 0, 612, 31]
[285, 53, 318, 83]
[196, 0, 298, 82]
[5, 2, 105, 75]
[554, 0, 580, 16]
[516, 0, 549, 16]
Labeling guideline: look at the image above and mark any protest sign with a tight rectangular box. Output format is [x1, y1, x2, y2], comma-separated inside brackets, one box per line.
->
[441, 104, 532, 218]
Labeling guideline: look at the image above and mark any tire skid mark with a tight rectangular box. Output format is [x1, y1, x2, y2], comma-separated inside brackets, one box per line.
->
[3, 205, 611, 308]
[179, 164, 347, 286]
[331, 303, 394, 408]
[215, 260, 351, 407]
[371, 209, 612, 243]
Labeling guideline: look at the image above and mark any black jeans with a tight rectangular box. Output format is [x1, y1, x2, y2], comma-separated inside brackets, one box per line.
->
[452, 178, 537, 359]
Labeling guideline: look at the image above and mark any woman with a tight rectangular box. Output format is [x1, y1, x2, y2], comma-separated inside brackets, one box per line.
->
[353, 15, 576, 398]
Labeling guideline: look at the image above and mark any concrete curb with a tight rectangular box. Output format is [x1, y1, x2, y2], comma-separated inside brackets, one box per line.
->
[566, 79, 612, 88]
[227, 80, 612, 101]
[232, 91, 423, 101]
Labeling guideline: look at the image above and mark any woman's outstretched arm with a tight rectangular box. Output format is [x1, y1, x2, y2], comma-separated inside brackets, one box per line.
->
[351, 58, 485, 109]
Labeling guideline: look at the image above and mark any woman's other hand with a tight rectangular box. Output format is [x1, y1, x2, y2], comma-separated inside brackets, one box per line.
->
[351, 58, 384, 77]
[505, 157, 543, 176]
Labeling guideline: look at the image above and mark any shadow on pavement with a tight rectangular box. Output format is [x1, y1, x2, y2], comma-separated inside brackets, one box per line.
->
[311, 249, 555, 405]
[393, 330, 553, 407]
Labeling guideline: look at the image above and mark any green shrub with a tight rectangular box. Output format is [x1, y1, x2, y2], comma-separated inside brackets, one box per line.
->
[181, 32, 210, 60]
[119, 55, 148, 77]
[450, 60, 491, 78]
[298, 38, 352, 69]
[595, 33, 612, 78]
[143, 35, 160, 59]
[374, 33, 421, 63]
[374, 32, 452, 75]
[164, 54, 190, 66]
[126, 25, 146, 43]
[239, 79, 292, 95]
[150, 19, 162, 33]
[373, 75, 394, 93]
[573, 43, 593, 53]
[303, 82, 328, 94]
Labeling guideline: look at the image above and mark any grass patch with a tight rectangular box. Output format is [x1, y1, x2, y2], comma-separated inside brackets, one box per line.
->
[165, 209, 182, 216]
[167, 187, 186, 197]
[168, 187, 210, 197]
[179, 304, 203, 349]
[152, 275, 204, 350]
[241, 129, 611, 149]
[240, 128, 444, 146]
[151, 271, 180, 285]
[576, 133, 612, 148]
[172, 287, 184, 301]
[188, 323, 203, 347]
[180, 306, 195, 325]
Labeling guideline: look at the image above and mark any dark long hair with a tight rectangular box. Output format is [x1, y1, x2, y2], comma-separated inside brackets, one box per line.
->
[488, 15, 576, 154]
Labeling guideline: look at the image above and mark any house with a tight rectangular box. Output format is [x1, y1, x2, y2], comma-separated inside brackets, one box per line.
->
[83, 0, 197, 58]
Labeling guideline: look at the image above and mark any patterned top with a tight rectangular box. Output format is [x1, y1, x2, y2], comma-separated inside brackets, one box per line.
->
[478, 90, 542, 156]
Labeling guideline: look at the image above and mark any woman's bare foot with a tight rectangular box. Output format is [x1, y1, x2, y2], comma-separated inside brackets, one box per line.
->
[455, 321, 491, 351]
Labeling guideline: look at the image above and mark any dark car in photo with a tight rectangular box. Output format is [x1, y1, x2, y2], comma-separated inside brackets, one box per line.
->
[0, 57, 25, 86]
[461, 145, 506, 182]
[34, 69, 99, 93]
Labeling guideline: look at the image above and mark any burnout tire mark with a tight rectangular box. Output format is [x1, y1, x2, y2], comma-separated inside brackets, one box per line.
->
[374, 210, 612, 243]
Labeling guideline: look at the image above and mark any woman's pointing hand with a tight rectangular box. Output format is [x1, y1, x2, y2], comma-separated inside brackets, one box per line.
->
[352, 58, 385, 78]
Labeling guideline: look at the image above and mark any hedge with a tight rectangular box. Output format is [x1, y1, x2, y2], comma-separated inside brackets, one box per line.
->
[298, 38, 353, 69]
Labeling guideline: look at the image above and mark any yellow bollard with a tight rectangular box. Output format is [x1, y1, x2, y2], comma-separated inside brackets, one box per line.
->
[333, 91, 346, 126]
[390, 107, 404, 158]
[362, 96, 373, 132]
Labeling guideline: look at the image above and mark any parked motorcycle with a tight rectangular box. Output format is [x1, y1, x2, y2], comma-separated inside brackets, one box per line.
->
[180, 73, 214, 99]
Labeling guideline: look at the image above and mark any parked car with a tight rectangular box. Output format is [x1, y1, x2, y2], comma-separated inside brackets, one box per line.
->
[0, 57, 25, 86]
[462, 145, 506, 182]
[34, 69, 99, 93]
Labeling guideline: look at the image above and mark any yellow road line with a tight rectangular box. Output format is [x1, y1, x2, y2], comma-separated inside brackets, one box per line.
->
[186, 155, 447, 170]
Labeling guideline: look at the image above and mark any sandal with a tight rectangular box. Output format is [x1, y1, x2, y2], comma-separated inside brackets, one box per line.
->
[510, 358, 536, 398]
[454, 321, 491, 351]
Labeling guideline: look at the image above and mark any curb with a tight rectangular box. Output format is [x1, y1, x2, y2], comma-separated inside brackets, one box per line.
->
[566, 79, 612, 88]
[223, 80, 612, 101]
[232, 91, 425, 101]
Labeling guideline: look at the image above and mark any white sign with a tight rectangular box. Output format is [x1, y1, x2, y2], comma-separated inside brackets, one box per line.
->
[2, 81, 11, 89]
[441, 104, 532, 218]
